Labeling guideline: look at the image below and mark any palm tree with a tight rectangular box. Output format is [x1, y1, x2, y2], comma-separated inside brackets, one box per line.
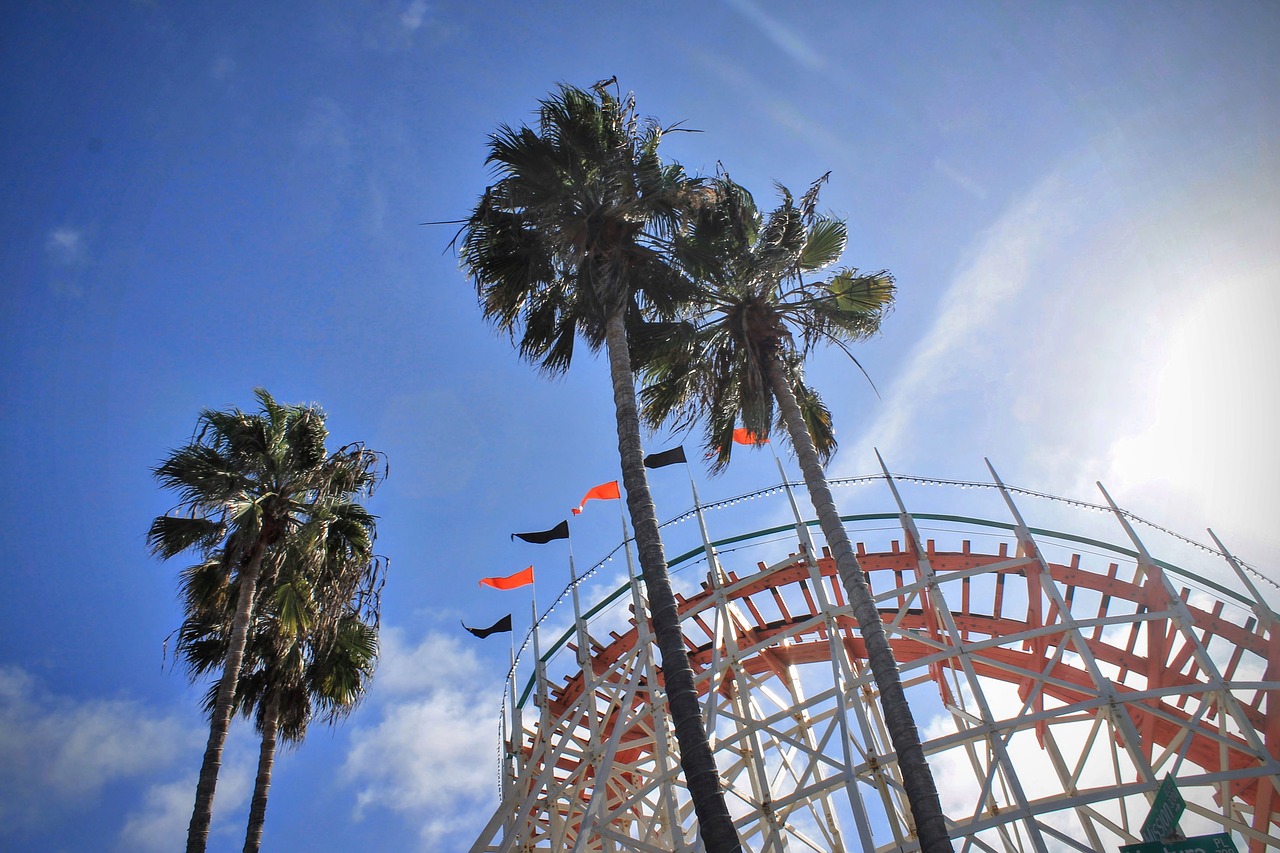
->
[149, 389, 384, 853]
[640, 178, 953, 852]
[459, 83, 742, 852]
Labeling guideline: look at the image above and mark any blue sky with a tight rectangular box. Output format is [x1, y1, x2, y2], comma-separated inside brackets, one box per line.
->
[1, 2, 1277, 851]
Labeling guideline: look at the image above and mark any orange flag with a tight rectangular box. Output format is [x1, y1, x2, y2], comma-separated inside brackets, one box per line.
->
[479, 565, 535, 590]
[732, 428, 768, 445]
[571, 480, 620, 515]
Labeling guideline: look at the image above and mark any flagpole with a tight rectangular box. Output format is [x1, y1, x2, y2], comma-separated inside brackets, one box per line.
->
[507, 626, 517, 768]
[686, 455, 735, 741]
[506, 639, 520, 796]
[771, 442, 821, 559]
[617, 492, 639, 585]
[567, 528, 598, 691]
[567, 527, 583, 632]
[500, 640, 512, 805]
[530, 598, 549, 733]
[687, 465, 728, 587]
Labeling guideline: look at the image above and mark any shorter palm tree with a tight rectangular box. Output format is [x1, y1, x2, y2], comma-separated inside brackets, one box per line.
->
[149, 389, 384, 853]
[641, 178, 953, 852]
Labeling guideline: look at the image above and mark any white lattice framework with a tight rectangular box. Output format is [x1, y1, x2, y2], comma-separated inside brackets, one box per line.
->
[470, 464, 1279, 852]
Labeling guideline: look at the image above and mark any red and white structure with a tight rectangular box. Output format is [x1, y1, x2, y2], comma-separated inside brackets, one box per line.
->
[471, 461, 1279, 852]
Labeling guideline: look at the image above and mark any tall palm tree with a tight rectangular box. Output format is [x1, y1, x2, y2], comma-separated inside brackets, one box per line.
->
[459, 83, 742, 852]
[641, 179, 954, 852]
[149, 389, 384, 853]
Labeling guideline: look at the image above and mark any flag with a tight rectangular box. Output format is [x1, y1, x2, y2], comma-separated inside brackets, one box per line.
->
[461, 614, 512, 639]
[644, 445, 687, 469]
[480, 565, 535, 590]
[732, 428, 768, 445]
[512, 520, 569, 544]
[571, 480, 620, 515]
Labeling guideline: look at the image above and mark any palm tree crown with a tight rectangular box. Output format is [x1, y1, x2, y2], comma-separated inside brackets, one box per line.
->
[460, 82, 706, 370]
[642, 176, 894, 468]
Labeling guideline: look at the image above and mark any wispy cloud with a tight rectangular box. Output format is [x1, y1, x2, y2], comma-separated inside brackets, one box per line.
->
[44, 227, 86, 265]
[835, 132, 1280, 570]
[723, 0, 825, 70]
[342, 629, 501, 848]
[839, 166, 1079, 475]
[686, 50, 849, 158]
[44, 225, 92, 296]
[933, 157, 988, 199]
[117, 778, 195, 853]
[400, 0, 429, 31]
[1093, 225, 1280, 565]
[362, 1, 458, 52]
[0, 666, 199, 828]
[117, 761, 253, 853]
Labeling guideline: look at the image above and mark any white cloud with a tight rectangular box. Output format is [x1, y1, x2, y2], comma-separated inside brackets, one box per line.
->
[44, 226, 86, 264]
[1096, 262, 1280, 566]
[118, 762, 253, 853]
[44, 225, 92, 295]
[0, 666, 198, 827]
[362, 1, 458, 51]
[373, 626, 491, 695]
[839, 165, 1079, 474]
[933, 157, 988, 199]
[118, 778, 198, 853]
[835, 130, 1279, 574]
[342, 629, 501, 848]
[919, 673, 1252, 849]
[723, 0, 825, 71]
[0, 665, 265, 850]
[400, 0, 428, 31]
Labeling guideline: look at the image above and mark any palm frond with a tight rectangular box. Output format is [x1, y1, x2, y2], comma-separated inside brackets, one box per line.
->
[798, 217, 848, 272]
[147, 516, 227, 560]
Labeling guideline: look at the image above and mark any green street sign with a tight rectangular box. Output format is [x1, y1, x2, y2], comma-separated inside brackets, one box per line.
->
[1119, 832, 1240, 853]
[1141, 775, 1186, 842]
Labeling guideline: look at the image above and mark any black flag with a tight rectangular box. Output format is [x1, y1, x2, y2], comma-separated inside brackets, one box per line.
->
[644, 445, 687, 469]
[512, 520, 569, 544]
[462, 614, 513, 639]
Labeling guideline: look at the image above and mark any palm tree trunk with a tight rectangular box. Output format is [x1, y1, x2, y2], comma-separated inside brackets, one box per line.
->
[764, 352, 953, 853]
[603, 311, 742, 853]
[244, 690, 280, 853]
[187, 535, 269, 853]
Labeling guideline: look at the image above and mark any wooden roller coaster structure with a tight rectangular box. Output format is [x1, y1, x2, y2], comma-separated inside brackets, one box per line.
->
[470, 465, 1279, 852]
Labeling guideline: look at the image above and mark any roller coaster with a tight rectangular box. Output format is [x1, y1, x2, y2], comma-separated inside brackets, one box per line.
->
[470, 462, 1279, 852]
